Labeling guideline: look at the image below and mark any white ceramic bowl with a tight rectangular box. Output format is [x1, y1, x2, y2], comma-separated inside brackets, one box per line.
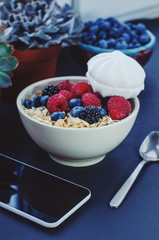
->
[16, 76, 140, 167]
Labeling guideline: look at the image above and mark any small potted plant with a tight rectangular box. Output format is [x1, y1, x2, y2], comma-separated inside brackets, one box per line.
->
[0, 24, 18, 98]
[1, 0, 83, 100]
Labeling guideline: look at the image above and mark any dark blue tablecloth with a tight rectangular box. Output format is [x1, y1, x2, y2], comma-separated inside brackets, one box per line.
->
[0, 19, 159, 240]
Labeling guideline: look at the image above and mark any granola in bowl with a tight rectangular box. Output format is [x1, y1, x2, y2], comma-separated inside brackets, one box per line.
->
[23, 105, 118, 128]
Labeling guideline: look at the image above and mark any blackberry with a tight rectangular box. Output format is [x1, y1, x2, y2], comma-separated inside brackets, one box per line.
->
[42, 84, 60, 97]
[79, 106, 100, 124]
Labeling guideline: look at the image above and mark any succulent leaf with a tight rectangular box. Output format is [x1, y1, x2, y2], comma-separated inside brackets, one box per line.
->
[0, 57, 10, 70]
[40, 25, 59, 34]
[1, 27, 13, 39]
[0, 24, 6, 31]
[27, 30, 52, 41]
[18, 34, 30, 45]
[0, 24, 19, 87]
[3, 56, 18, 71]
[0, 39, 7, 44]
[0, 71, 12, 88]
[0, 43, 13, 57]
[2, 70, 13, 77]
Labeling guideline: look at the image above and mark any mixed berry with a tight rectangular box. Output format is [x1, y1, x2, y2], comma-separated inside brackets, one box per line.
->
[79, 106, 100, 124]
[23, 80, 132, 126]
[81, 17, 150, 50]
[42, 84, 60, 97]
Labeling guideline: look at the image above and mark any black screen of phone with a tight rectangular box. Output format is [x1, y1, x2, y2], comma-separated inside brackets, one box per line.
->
[0, 154, 89, 223]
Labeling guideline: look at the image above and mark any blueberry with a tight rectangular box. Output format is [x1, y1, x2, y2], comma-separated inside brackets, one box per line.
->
[132, 38, 139, 45]
[139, 32, 150, 44]
[40, 95, 49, 107]
[107, 38, 116, 48]
[71, 106, 85, 118]
[122, 32, 131, 43]
[50, 112, 65, 121]
[115, 38, 128, 49]
[109, 27, 122, 38]
[31, 95, 42, 107]
[135, 23, 146, 34]
[102, 104, 108, 112]
[84, 21, 94, 31]
[85, 21, 94, 27]
[96, 18, 103, 24]
[106, 17, 118, 25]
[98, 30, 107, 39]
[81, 32, 89, 43]
[96, 39, 108, 49]
[98, 107, 107, 118]
[113, 21, 122, 29]
[128, 23, 136, 30]
[101, 97, 109, 107]
[121, 23, 131, 34]
[69, 98, 82, 108]
[99, 20, 111, 30]
[83, 32, 97, 44]
[134, 43, 141, 48]
[89, 24, 99, 33]
[23, 98, 32, 109]
[130, 30, 138, 39]
[128, 43, 134, 49]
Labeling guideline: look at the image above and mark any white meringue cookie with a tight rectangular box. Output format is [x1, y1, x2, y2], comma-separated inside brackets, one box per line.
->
[86, 50, 146, 99]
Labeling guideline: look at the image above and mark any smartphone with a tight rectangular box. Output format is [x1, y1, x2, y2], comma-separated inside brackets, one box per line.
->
[0, 153, 91, 228]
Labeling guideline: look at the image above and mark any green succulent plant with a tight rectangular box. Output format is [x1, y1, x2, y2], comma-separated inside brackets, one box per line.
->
[0, 24, 18, 88]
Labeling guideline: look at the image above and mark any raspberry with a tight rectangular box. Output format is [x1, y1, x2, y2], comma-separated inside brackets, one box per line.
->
[59, 90, 73, 101]
[71, 82, 93, 98]
[57, 80, 73, 91]
[47, 94, 68, 113]
[107, 96, 131, 120]
[82, 93, 101, 107]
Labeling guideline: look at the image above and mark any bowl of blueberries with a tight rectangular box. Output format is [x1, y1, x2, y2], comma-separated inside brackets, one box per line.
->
[72, 17, 156, 68]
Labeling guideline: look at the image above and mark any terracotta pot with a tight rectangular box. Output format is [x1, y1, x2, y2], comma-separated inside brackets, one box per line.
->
[2, 44, 61, 101]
